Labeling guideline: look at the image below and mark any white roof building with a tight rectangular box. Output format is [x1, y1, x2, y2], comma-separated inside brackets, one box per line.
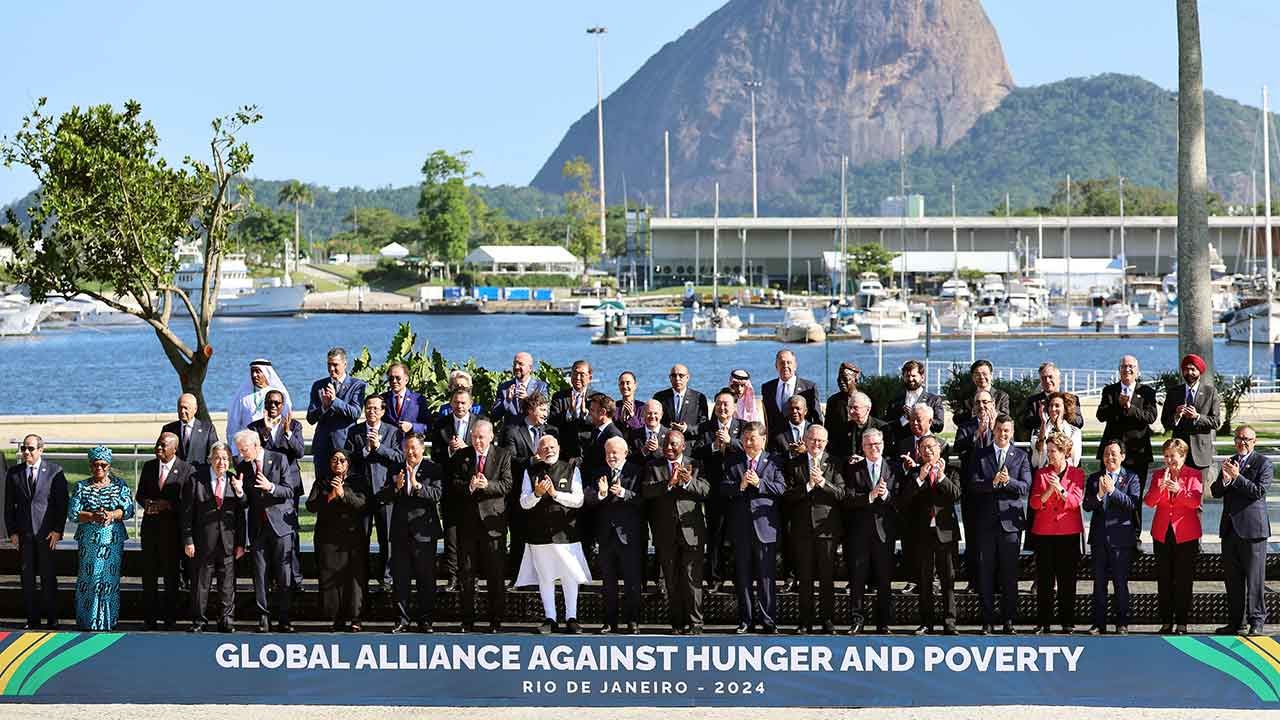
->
[463, 245, 582, 275]
[379, 242, 410, 259]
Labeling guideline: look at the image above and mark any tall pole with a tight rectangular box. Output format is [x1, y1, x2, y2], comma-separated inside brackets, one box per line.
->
[898, 131, 907, 292]
[663, 130, 671, 219]
[840, 155, 849, 300]
[951, 183, 958, 277]
[713, 184, 720, 310]
[588, 26, 608, 261]
[1119, 176, 1126, 305]
[745, 80, 762, 218]
[1264, 86, 1274, 350]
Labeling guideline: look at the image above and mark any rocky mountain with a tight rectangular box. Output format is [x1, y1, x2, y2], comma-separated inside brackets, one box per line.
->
[530, 0, 1014, 208]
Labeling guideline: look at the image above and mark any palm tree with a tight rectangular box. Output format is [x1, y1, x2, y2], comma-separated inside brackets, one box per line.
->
[1176, 0, 1213, 366]
[277, 180, 314, 276]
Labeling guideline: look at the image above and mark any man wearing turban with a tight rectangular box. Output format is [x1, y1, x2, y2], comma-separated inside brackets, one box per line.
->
[1160, 354, 1221, 482]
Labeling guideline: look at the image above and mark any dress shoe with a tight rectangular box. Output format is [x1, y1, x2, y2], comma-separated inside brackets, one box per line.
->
[257, 618, 270, 633]
[688, 625, 703, 635]
[793, 625, 809, 636]
[564, 619, 582, 635]
[1174, 624, 1187, 635]
[277, 623, 295, 634]
[876, 625, 891, 635]
[1003, 624, 1018, 636]
[443, 581, 460, 593]
[218, 621, 236, 634]
[1061, 625, 1075, 635]
[331, 621, 347, 632]
[348, 623, 362, 633]
[913, 624, 932, 636]
[188, 622, 205, 634]
[1158, 624, 1174, 634]
[902, 583, 918, 595]
[761, 624, 778, 635]
[1250, 625, 1266, 636]
[488, 622, 502, 633]
[1115, 625, 1129, 635]
[1087, 625, 1103, 636]
[672, 626, 687, 635]
[735, 623, 750, 635]
[391, 622, 411, 634]
[821, 621, 836, 635]
[1214, 624, 1243, 636]
[707, 581, 723, 594]
[780, 579, 796, 594]
[847, 619, 865, 635]
[597, 623, 616, 635]
[942, 625, 958, 636]
[626, 622, 639, 635]
[417, 622, 434, 634]
[536, 618, 556, 635]
[1032, 625, 1049, 635]
[368, 583, 385, 595]
[458, 622, 474, 634]
[979, 624, 992, 636]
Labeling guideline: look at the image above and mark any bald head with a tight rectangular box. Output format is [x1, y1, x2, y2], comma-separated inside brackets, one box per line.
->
[177, 394, 198, 422]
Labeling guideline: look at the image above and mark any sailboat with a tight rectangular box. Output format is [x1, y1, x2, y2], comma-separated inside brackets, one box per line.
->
[693, 184, 740, 344]
[1050, 175, 1084, 329]
[1226, 86, 1278, 344]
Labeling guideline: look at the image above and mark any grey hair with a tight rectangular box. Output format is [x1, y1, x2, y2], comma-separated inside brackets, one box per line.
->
[863, 428, 884, 444]
[327, 347, 348, 361]
[207, 441, 232, 462]
[911, 402, 935, 420]
[232, 429, 261, 449]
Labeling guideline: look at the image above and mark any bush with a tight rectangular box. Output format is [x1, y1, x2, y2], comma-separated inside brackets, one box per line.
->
[940, 367, 1040, 440]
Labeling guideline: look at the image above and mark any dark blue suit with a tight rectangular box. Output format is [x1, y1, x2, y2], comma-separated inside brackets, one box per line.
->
[377, 460, 444, 625]
[345, 421, 404, 588]
[966, 444, 1031, 625]
[306, 375, 367, 482]
[1083, 467, 1141, 628]
[4, 461, 69, 627]
[383, 388, 430, 436]
[722, 451, 786, 628]
[587, 460, 646, 625]
[493, 377, 549, 429]
[238, 450, 300, 625]
[1211, 452, 1273, 628]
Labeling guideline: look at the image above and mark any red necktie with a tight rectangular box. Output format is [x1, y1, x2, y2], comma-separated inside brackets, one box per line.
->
[748, 458, 757, 474]
[477, 453, 486, 475]
[214, 475, 224, 509]
[396, 394, 404, 417]
[157, 464, 168, 490]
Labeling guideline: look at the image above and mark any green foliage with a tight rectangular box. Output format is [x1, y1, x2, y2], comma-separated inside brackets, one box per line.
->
[855, 374, 905, 424]
[359, 259, 422, 290]
[845, 243, 897, 279]
[350, 322, 568, 411]
[232, 205, 292, 263]
[562, 156, 601, 269]
[940, 367, 1040, 439]
[1151, 370, 1254, 436]
[418, 150, 478, 270]
[957, 267, 986, 283]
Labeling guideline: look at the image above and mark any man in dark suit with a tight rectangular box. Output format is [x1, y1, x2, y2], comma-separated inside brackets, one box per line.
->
[894, 402, 948, 593]
[378, 433, 443, 633]
[1161, 353, 1221, 480]
[966, 415, 1031, 634]
[760, 349, 823, 434]
[1212, 424, 1272, 636]
[182, 442, 245, 633]
[952, 389, 999, 588]
[843, 428, 898, 634]
[433, 386, 481, 590]
[886, 359, 944, 446]
[582, 394, 626, 482]
[551, 360, 594, 460]
[136, 432, 193, 629]
[832, 391, 884, 466]
[953, 359, 1011, 426]
[896, 435, 961, 635]
[653, 363, 709, 435]
[642, 429, 709, 634]
[722, 421, 787, 634]
[492, 352, 549, 430]
[449, 419, 512, 632]
[1082, 440, 1142, 635]
[383, 362, 430, 436]
[233, 430, 301, 633]
[587, 436, 646, 634]
[1096, 354, 1158, 538]
[783, 425, 845, 634]
[307, 347, 368, 483]
[4, 434, 68, 629]
[628, 400, 669, 462]
[248, 389, 306, 590]
[499, 390, 556, 579]
[164, 393, 219, 465]
[1018, 362, 1083, 437]
[345, 395, 404, 593]
[769, 394, 816, 458]
[693, 389, 743, 591]
[822, 362, 862, 460]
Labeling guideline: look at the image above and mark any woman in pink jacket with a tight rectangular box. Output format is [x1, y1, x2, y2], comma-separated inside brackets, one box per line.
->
[1144, 438, 1203, 635]
[1029, 433, 1085, 633]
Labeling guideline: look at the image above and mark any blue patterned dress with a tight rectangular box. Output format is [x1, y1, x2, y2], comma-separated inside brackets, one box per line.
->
[67, 478, 135, 630]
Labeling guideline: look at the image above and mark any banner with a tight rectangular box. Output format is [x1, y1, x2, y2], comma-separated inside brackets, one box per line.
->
[1, 631, 1279, 707]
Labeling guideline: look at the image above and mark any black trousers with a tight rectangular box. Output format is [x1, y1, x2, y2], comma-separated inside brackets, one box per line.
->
[251, 532, 295, 623]
[366, 503, 394, 587]
[140, 521, 182, 626]
[849, 533, 895, 627]
[704, 495, 729, 583]
[733, 537, 777, 627]
[317, 541, 366, 624]
[658, 543, 703, 628]
[793, 535, 836, 627]
[1091, 544, 1132, 627]
[506, 502, 527, 580]
[1154, 526, 1197, 625]
[598, 536, 643, 625]
[1222, 529, 1267, 628]
[18, 533, 58, 626]
[442, 501, 461, 582]
[1033, 533, 1080, 627]
[392, 538, 437, 624]
[917, 534, 956, 628]
[976, 528, 1021, 625]
[458, 532, 505, 624]
[192, 543, 236, 625]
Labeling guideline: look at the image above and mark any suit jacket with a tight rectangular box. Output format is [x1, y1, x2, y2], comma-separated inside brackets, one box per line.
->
[823, 391, 855, 455]
[886, 389, 946, 442]
[493, 377, 550, 429]
[1018, 391, 1084, 436]
[782, 452, 845, 539]
[1145, 467, 1203, 544]
[236, 450, 300, 540]
[1210, 452, 1272, 540]
[953, 387, 1011, 426]
[629, 424, 671, 463]
[448, 445, 512, 539]
[382, 388, 430, 436]
[642, 455, 709, 549]
[721, 451, 787, 544]
[691, 418, 743, 490]
[844, 458, 899, 543]
[376, 460, 444, 543]
[769, 421, 816, 459]
[1161, 382, 1222, 469]
[951, 417, 992, 477]
[4, 461, 69, 538]
[135, 457, 194, 531]
[163, 418, 219, 465]
[306, 375, 368, 460]
[832, 416, 886, 464]
[1082, 467, 1141, 548]
[248, 417, 305, 488]
[430, 412, 480, 467]
[344, 421, 404, 496]
[181, 465, 247, 554]
[653, 387, 709, 430]
[305, 474, 369, 546]
[550, 388, 594, 459]
[965, 444, 1032, 535]
[892, 434, 951, 477]
[499, 418, 558, 489]
[896, 461, 963, 543]
[760, 377, 823, 433]
[581, 421, 626, 482]
[1095, 382, 1157, 464]
[585, 460, 646, 546]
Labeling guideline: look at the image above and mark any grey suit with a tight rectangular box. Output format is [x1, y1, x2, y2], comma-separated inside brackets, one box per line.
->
[163, 418, 219, 465]
[1211, 451, 1273, 628]
[1161, 382, 1221, 470]
[4, 461, 69, 627]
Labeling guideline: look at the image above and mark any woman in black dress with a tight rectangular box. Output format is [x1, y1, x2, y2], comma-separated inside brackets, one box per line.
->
[305, 449, 369, 631]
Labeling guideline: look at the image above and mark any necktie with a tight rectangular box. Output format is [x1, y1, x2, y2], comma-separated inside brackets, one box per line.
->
[674, 392, 683, 417]
[477, 453, 486, 476]
[669, 461, 677, 479]
[869, 462, 879, 486]
[182, 423, 191, 452]
[405, 466, 414, 496]
[575, 392, 584, 417]
[929, 465, 939, 487]
[611, 467, 621, 485]
[1186, 387, 1194, 406]
[157, 464, 168, 490]
[995, 448, 1005, 470]
[254, 459, 262, 479]
[214, 474, 224, 509]
[748, 457, 757, 474]
[793, 426, 801, 443]
[27, 467, 35, 496]
[531, 425, 542, 444]
[396, 394, 404, 417]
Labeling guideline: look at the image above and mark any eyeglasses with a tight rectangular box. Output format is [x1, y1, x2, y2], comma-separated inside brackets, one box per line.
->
[90, 461, 110, 469]
[331, 458, 349, 464]
[19, 446, 39, 452]
[670, 373, 688, 378]
[1235, 436, 1256, 443]
[388, 376, 406, 383]
[264, 400, 283, 407]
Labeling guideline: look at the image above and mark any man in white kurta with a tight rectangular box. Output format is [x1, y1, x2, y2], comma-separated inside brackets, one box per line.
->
[516, 435, 591, 633]
[226, 359, 293, 456]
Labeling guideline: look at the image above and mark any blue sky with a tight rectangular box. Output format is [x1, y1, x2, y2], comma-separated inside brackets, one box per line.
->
[3, 1, 1280, 203]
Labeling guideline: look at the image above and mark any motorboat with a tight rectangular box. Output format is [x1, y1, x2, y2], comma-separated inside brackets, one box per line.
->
[936, 299, 971, 330]
[854, 272, 889, 309]
[1103, 303, 1144, 329]
[972, 307, 1009, 334]
[1050, 307, 1084, 329]
[977, 273, 1007, 305]
[692, 306, 742, 344]
[577, 298, 625, 327]
[776, 305, 827, 343]
[0, 292, 49, 336]
[174, 252, 307, 317]
[45, 294, 143, 327]
[939, 277, 971, 300]
[855, 299, 920, 343]
[1225, 301, 1280, 344]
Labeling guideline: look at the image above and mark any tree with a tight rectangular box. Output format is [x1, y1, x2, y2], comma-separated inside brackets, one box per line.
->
[845, 243, 897, 279]
[1, 98, 260, 419]
[232, 206, 292, 266]
[562, 156, 601, 273]
[277, 180, 313, 271]
[418, 150, 477, 276]
[1176, 0, 1213, 366]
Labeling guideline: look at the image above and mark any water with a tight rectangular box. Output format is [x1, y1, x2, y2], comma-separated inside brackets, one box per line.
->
[0, 311, 1265, 414]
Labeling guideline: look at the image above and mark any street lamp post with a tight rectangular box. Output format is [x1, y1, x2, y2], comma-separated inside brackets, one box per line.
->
[744, 80, 762, 218]
[587, 26, 608, 261]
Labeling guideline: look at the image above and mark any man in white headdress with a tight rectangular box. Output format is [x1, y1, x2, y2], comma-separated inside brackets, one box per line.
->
[227, 359, 292, 456]
[516, 434, 591, 634]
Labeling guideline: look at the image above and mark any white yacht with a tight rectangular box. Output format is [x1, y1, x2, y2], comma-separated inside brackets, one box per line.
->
[0, 292, 49, 336]
[1050, 307, 1085, 329]
[855, 299, 920, 343]
[1225, 301, 1280, 344]
[576, 298, 625, 327]
[855, 272, 889, 309]
[977, 274, 1007, 304]
[692, 307, 742, 344]
[46, 294, 143, 327]
[1103, 303, 1144, 329]
[939, 277, 971, 300]
[174, 253, 307, 317]
[972, 307, 1009, 334]
[776, 305, 827, 343]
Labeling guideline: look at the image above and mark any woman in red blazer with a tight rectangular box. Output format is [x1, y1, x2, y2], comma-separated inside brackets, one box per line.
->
[1029, 433, 1085, 633]
[1144, 438, 1203, 635]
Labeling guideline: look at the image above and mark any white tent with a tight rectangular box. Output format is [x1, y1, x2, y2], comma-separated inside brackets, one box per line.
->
[379, 242, 410, 259]
[463, 245, 582, 275]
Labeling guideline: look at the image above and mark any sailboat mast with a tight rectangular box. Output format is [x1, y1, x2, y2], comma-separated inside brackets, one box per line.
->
[952, 184, 958, 277]
[1119, 176, 1126, 306]
[1065, 174, 1072, 312]
[713, 183, 720, 310]
[1264, 87, 1274, 337]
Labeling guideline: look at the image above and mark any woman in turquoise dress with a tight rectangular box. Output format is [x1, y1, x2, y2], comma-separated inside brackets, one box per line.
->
[66, 445, 135, 630]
